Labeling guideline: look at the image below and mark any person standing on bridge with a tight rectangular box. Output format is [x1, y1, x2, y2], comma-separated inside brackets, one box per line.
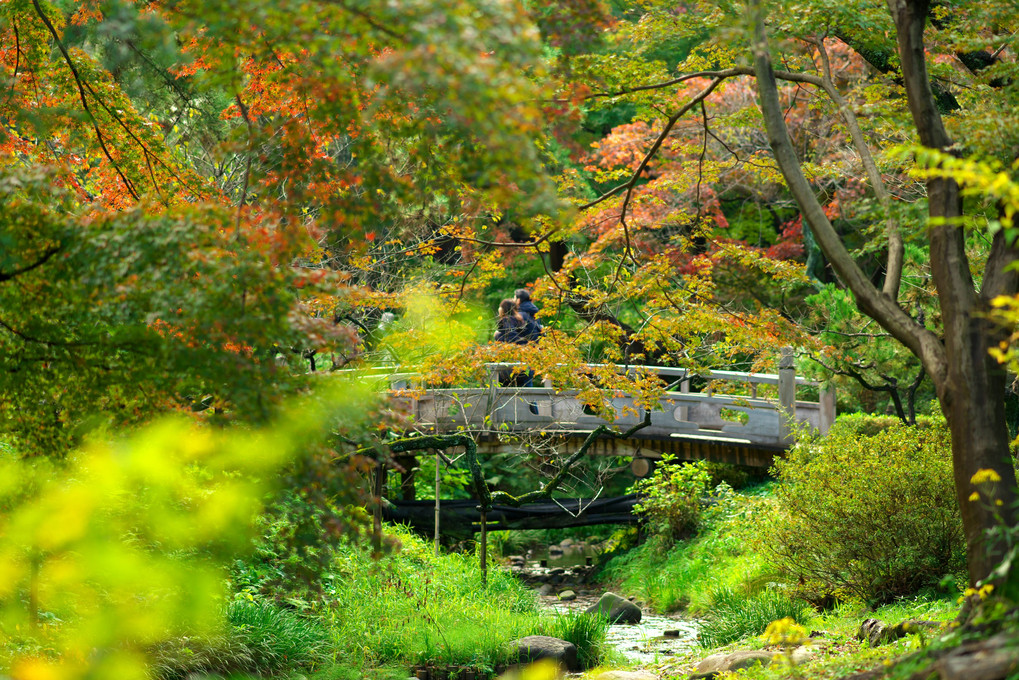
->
[494, 298, 535, 388]
[514, 288, 542, 343]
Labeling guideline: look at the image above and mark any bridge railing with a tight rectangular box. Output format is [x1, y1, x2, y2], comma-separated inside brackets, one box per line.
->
[353, 358, 834, 450]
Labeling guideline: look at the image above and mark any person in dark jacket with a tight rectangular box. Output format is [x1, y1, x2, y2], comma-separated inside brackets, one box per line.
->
[494, 298, 528, 345]
[494, 298, 533, 387]
[514, 288, 542, 342]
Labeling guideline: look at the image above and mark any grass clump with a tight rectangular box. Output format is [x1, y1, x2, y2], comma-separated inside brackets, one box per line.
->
[697, 587, 813, 648]
[537, 610, 608, 668]
[152, 600, 330, 679]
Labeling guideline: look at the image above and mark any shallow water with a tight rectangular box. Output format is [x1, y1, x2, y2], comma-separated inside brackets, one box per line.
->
[542, 595, 700, 664]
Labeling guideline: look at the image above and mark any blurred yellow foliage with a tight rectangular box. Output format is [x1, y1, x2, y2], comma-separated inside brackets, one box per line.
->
[0, 382, 372, 680]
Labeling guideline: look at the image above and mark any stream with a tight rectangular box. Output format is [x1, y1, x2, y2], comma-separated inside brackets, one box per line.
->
[509, 543, 701, 664]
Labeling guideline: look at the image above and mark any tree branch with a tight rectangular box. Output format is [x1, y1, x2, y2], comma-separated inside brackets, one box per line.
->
[384, 411, 654, 511]
[814, 37, 903, 299]
[578, 77, 725, 214]
[749, 0, 947, 390]
[31, 0, 139, 200]
[0, 246, 60, 283]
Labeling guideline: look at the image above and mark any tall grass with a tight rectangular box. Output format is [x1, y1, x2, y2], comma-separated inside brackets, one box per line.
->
[151, 600, 330, 679]
[697, 587, 813, 648]
[323, 525, 605, 676]
[535, 611, 608, 668]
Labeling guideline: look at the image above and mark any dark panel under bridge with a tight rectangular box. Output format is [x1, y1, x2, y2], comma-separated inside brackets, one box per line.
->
[383, 494, 640, 534]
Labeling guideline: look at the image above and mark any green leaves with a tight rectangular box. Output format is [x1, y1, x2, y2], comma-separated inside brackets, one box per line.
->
[631, 456, 711, 548]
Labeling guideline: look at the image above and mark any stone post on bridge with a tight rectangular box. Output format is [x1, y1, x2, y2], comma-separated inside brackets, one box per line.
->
[778, 347, 796, 445]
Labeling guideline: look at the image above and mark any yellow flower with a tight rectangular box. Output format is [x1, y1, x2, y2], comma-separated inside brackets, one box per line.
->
[971, 469, 1002, 485]
[969, 492, 981, 502]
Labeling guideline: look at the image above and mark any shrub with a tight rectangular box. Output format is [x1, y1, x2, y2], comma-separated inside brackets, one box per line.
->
[631, 456, 711, 547]
[760, 416, 965, 603]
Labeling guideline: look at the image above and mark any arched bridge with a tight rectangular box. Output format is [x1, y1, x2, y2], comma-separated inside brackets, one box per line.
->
[370, 360, 834, 534]
[385, 361, 835, 471]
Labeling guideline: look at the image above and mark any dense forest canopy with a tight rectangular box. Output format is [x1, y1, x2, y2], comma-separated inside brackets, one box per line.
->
[3, 0, 1019, 629]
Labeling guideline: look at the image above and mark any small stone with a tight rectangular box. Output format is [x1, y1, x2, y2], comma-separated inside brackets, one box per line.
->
[696, 650, 775, 674]
[591, 671, 657, 680]
[538, 583, 554, 596]
[559, 590, 576, 601]
[663, 629, 680, 637]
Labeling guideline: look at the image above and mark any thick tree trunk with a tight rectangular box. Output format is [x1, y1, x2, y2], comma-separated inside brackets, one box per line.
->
[887, 0, 1019, 584]
[750, 0, 1019, 586]
[939, 312, 1019, 582]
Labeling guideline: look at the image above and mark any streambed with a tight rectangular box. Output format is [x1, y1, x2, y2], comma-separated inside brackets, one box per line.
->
[542, 592, 700, 664]
[506, 543, 701, 664]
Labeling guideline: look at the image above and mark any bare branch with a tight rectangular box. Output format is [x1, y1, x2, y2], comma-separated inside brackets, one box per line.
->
[0, 246, 60, 283]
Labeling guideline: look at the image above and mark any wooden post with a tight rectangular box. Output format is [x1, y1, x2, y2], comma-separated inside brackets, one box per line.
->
[819, 383, 836, 435]
[434, 452, 441, 557]
[486, 365, 500, 427]
[479, 508, 488, 587]
[373, 458, 385, 553]
[778, 347, 796, 445]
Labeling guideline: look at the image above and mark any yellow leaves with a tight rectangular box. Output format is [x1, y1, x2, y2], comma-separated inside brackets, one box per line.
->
[894, 146, 1019, 229]
[498, 659, 560, 680]
[761, 616, 809, 646]
[961, 583, 995, 603]
[971, 468, 1002, 485]
[0, 382, 369, 680]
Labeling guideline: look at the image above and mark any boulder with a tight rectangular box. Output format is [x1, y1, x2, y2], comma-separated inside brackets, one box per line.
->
[695, 650, 776, 675]
[558, 590, 577, 601]
[585, 592, 642, 624]
[858, 618, 942, 647]
[509, 635, 578, 671]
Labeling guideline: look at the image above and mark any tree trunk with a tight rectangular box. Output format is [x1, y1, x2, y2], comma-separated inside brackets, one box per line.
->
[750, 0, 1019, 586]
[939, 315, 1019, 582]
[888, 0, 1019, 584]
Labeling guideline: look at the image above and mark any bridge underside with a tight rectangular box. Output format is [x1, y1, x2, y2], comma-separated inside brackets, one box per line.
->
[475, 431, 782, 471]
[384, 495, 639, 534]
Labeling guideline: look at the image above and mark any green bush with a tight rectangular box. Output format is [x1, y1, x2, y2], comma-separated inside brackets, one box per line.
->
[760, 416, 965, 603]
[631, 456, 711, 548]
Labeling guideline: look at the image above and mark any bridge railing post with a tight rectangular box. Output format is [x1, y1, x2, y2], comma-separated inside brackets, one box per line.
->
[486, 364, 501, 427]
[778, 347, 796, 445]
[819, 383, 836, 435]
[678, 369, 690, 422]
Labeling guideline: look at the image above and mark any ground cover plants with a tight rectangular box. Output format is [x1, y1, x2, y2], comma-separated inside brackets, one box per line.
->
[237, 525, 608, 679]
